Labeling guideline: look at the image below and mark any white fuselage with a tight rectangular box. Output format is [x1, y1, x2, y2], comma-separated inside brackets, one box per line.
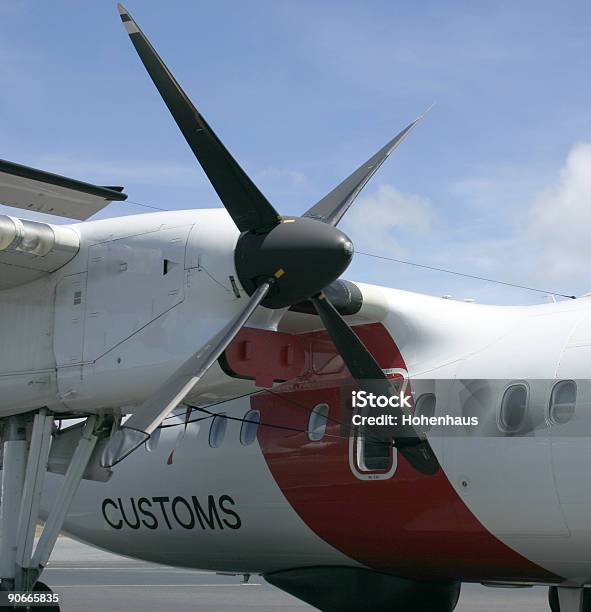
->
[2, 209, 591, 584]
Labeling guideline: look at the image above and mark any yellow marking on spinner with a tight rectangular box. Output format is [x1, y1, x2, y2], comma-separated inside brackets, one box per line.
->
[274, 268, 285, 279]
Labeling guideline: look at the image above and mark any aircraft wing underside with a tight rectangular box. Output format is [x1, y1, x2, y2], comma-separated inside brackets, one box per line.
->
[0, 158, 127, 220]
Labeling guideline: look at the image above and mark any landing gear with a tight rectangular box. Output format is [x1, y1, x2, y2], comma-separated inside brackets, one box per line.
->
[0, 410, 102, 603]
[549, 586, 591, 612]
[0, 415, 29, 591]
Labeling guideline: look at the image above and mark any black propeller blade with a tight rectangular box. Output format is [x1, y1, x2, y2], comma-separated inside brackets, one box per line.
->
[311, 293, 439, 475]
[117, 4, 353, 309]
[303, 108, 431, 226]
[117, 4, 280, 233]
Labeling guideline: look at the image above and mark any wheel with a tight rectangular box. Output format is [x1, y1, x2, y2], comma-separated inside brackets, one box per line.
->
[548, 586, 591, 612]
[32, 581, 60, 612]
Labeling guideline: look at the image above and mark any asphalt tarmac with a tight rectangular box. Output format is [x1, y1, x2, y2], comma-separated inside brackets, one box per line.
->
[42, 537, 551, 611]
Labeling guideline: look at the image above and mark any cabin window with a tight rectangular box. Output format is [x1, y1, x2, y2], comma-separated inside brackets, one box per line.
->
[240, 410, 260, 446]
[358, 435, 391, 471]
[499, 384, 527, 432]
[308, 403, 329, 441]
[350, 408, 398, 479]
[549, 380, 577, 425]
[415, 393, 436, 431]
[208, 413, 227, 448]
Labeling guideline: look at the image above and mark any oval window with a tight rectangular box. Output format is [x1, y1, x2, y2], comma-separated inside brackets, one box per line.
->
[240, 410, 260, 446]
[415, 393, 436, 431]
[308, 403, 329, 441]
[499, 384, 527, 432]
[145, 426, 162, 452]
[549, 380, 577, 425]
[208, 413, 227, 448]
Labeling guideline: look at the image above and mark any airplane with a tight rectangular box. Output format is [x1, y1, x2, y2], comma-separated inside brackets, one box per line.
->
[0, 4, 590, 612]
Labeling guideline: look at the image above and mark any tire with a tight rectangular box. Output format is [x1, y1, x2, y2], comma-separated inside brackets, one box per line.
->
[32, 582, 60, 612]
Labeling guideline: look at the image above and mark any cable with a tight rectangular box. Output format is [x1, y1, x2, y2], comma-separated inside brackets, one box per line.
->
[161, 403, 379, 445]
[198, 263, 232, 292]
[161, 383, 395, 447]
[356, 250, 576, 300]
[125, 199, 169, 212]
[160, 388, 269, 423]
[120, 199, 574, 298]
[264, 385, 344, 429]
[162, 376, 347, 432]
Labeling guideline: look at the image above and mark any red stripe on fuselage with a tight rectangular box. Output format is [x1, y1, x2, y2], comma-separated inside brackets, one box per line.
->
[252, 323, 558, 583]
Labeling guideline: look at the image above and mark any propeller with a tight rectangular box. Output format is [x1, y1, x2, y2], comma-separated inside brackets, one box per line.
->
[102, 4, 437, 475]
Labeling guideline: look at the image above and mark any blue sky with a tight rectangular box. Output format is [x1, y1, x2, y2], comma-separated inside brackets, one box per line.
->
[2, 1, 591, 304]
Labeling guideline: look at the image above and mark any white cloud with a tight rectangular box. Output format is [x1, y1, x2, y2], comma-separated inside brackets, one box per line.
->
[528, 143, 591, 281]
[341, 184, 433, 257]
[341, 153, 590, 304]
[438, 144, 591, 298]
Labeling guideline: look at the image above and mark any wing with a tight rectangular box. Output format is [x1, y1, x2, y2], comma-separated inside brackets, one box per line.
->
[0, 158, 127, 220]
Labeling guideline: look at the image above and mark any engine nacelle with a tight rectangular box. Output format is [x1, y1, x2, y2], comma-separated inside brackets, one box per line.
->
[0, 215, 79, 289]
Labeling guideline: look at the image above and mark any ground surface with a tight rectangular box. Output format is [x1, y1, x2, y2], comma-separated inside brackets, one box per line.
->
[42, 537, 550, 611]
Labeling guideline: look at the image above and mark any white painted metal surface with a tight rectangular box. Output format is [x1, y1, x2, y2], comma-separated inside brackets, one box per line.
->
[3, 208, 591, 591]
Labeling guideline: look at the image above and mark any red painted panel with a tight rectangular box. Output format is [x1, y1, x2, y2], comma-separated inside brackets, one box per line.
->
[222, 328, 306, 387]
